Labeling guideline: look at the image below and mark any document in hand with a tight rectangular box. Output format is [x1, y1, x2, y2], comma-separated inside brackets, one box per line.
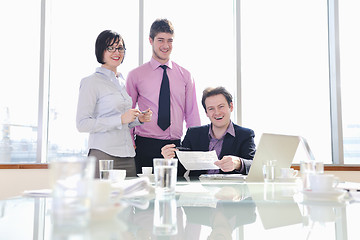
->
[175, 150, 220, 170]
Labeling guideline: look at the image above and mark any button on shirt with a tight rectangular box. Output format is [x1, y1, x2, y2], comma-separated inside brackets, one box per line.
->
[76, 67, 141, 157]
[126, 58, 201, 140]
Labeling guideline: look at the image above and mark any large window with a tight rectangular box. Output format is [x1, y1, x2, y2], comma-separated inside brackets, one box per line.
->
[0, 0, 358, 165]
[338, 0, 360, 164]
[0, 0, 41, 163]
[47, 0, 139, 162]
[240, 0, 331, 163]
[143, 0, 236, 124]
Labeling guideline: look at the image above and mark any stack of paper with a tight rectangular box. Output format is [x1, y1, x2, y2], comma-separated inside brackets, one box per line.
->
[112, 177, 153, 198]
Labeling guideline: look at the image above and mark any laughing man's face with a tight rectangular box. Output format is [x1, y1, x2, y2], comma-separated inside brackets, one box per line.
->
[205, 94, 233, 131]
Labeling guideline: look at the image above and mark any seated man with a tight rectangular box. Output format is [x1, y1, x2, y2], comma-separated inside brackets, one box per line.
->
[161, 86, 256, 176]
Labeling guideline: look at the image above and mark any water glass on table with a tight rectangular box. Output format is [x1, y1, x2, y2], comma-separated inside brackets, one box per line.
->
[300, 160, 324, 189]
[49, 156, 95, 227]
[153, 158, 178, 195]
[262, 160, 277, 182]
[99, 160, 114, 180]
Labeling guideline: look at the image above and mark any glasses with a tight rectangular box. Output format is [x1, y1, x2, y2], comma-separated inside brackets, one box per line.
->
[106, 46, 126, 53]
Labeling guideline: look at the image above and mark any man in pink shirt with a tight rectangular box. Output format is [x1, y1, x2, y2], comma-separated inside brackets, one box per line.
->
[126, 18, 201, 174]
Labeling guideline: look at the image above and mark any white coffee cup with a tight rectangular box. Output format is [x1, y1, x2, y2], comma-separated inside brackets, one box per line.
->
[280, 168, 298, 178]
[91, 179, 112, 207]
[309, 174, 338, 192]
[108, 169, 126, 183]
[142, 167, 153, 175]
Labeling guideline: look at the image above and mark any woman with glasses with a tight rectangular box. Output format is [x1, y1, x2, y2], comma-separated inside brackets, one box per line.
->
[76, 30, 152, 178]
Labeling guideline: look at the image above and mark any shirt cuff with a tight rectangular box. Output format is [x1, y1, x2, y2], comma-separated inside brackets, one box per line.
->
[238, 158, 244, 172]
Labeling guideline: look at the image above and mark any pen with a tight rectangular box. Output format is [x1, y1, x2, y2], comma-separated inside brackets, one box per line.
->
[176, 147, 191, 151]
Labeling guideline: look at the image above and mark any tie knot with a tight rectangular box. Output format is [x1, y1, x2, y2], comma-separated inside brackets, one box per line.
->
[160, 65, 167, 70]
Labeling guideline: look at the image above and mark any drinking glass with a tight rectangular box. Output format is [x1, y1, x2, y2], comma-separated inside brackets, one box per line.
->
[50, 156, 95, 227]
[99, 160, 114, 180]
[153, 158, 178, 195]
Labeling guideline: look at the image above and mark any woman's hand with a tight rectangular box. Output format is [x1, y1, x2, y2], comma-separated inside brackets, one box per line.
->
[121, 109, 141, 124]
[138, 108, 152, 123]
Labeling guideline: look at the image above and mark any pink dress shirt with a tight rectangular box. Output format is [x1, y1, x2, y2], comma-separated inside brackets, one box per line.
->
[126, 58, 201, 140]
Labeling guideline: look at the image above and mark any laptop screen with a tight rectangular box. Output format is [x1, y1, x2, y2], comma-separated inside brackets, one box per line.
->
[246, 133, 301, 182]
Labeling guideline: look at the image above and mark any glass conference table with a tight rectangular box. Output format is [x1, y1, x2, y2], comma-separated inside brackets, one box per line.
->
[0, 177, 359, 240]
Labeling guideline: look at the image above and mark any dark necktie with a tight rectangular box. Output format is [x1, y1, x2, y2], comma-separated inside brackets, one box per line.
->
[157, 65, 170, 131]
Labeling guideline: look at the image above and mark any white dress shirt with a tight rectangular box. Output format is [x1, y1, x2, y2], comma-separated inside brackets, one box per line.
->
[76, 67, 141, 157]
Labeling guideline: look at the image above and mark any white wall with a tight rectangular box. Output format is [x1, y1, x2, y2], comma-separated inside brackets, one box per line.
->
[0, 169, 50, 200]
[325, 171, 360, 183]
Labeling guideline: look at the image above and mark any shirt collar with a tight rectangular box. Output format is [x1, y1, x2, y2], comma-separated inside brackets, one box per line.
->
[208, 121, 235, 140]
[150, 57, 173, 70]
[96, 66, 124, 81]
[96, 66, 120, 78]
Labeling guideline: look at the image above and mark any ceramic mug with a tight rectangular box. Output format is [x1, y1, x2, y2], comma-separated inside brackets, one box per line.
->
[108, 169, 126, 183]
[142, 167, 153, 175]
[309, 174, 338, 192]
[280, 168, 298, 178]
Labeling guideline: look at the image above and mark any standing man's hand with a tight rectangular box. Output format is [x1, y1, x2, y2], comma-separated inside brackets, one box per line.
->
[161, 144, 177, 159]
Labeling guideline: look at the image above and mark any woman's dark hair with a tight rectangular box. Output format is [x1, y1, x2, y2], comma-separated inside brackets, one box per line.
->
[95, 30, 125, 64]
[201, 87, 233, 112]
[149, 19, 174, 40]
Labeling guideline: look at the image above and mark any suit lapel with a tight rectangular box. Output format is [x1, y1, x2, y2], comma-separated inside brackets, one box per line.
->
[198, 125, 211, 151]
[219, 126, 236, 158]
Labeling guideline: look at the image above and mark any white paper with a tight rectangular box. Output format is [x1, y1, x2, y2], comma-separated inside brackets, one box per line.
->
[111, 177, 153, 198]
[338, 181, 360, 191]
[175, 150, 220, 170]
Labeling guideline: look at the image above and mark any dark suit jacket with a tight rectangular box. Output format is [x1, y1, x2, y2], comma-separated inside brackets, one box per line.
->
[177, 123, 256, 176]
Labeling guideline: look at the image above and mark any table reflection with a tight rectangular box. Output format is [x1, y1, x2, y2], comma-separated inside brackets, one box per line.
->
[0, 181, 358, 240]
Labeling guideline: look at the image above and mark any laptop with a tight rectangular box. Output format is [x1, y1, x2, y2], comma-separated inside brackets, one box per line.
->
[199, 133, 301, 182]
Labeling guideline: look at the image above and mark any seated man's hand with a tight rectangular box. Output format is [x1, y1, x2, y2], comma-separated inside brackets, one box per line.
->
[214, 155, 242, 172]
[161, 144, 177, 159]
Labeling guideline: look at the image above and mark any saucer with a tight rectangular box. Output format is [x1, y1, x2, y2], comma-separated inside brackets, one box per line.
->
[137, 174, 155, 182]
[276, 177, 300, 182]
[301, 189, 346, 201]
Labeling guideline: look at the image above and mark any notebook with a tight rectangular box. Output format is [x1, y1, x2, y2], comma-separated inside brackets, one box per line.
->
[199, 133, 301, 182]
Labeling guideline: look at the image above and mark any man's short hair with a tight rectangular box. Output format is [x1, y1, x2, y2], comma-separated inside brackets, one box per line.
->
[201, 87, 233, 112]
[149, 19, 174, 40]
